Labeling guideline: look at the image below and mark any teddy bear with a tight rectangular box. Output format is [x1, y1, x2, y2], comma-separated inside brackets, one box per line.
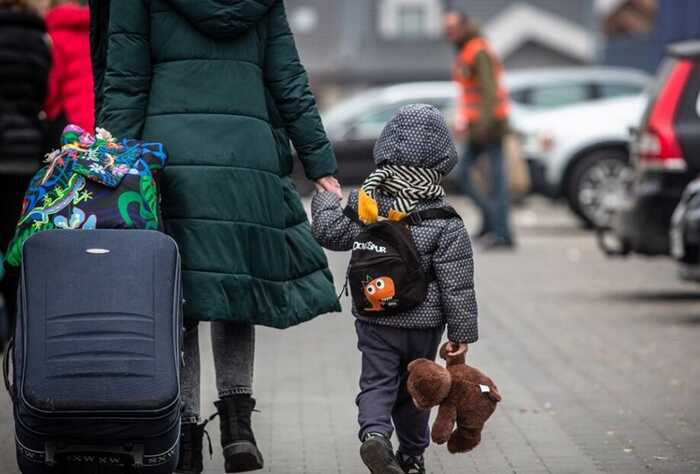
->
[407, 342, 501, 453]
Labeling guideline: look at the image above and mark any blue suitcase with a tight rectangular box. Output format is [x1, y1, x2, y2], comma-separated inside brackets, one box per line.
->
[4, 230, 183, 473]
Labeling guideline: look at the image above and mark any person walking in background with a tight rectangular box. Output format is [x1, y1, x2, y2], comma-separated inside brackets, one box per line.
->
[444, 9, 514, 250]
[0, 0, 51, 333]
[90, 0, 341, 472]
[44, 0, 93, 147]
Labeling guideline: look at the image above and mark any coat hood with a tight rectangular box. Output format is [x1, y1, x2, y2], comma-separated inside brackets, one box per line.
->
[167, 0, 276, 39]
[46, 4, 90, 32]
[373, 104, 458, 176]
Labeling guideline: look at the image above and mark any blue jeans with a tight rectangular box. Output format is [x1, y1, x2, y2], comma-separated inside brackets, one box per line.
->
[458, 141, 512, 243]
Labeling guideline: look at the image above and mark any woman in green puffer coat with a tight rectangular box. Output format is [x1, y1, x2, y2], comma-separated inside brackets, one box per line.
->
[90, 1, 342, 472]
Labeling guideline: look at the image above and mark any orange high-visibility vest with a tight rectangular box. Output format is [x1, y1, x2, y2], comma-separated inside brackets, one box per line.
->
[453, 37, 510, 125]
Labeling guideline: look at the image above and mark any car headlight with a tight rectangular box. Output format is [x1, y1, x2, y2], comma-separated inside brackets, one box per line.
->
[523, 132, 555, 157]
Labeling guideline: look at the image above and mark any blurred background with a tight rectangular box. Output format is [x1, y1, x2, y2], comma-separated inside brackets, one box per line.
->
[1, 0, 700, 472]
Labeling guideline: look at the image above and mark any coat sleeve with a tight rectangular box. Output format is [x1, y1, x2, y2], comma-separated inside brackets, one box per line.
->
[433, 220, 478, 343]
[263, 1, 337, 180]
[311, 190, 362, 252]
[96, 0, 151, 138]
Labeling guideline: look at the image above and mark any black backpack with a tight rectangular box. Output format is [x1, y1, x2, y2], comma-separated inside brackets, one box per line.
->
[344, 205, 461, 317]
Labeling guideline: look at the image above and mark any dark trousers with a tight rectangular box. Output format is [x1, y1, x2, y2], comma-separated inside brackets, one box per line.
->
[355, 320, 444, 457]
[458, 140, 513, 243]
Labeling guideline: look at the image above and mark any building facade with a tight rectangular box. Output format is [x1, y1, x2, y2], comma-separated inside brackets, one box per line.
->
[286, 0, 596, 100]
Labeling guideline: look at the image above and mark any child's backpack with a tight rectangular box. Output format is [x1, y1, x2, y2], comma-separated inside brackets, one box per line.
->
[344, 205, 461, 316]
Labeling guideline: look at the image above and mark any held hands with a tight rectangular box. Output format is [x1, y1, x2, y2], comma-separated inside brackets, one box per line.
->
[315, 176, 343, 199]
[445, 341, 468, 358]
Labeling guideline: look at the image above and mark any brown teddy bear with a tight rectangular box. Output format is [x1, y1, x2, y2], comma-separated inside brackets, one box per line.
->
[407, 342, 501, 453]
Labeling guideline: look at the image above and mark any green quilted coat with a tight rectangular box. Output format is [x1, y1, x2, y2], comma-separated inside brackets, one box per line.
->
[90, 0, 340, 327]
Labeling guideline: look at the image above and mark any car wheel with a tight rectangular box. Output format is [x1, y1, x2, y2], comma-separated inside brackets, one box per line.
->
[566, 149, 633, 228]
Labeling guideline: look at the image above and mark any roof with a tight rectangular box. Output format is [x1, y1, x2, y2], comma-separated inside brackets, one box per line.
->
[484, 3, 596, 63]
[503, 66, 650, 89]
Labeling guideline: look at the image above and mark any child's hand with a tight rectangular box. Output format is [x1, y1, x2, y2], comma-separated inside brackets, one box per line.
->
[315, 176, 343, 199]
[445, 342, 468, 358]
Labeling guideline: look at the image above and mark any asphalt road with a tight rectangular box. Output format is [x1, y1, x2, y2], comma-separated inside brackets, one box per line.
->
[1, 197, 699, 473]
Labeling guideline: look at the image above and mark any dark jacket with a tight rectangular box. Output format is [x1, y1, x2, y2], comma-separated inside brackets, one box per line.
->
[312, 105, 478, 343]
[0, 7, 51, 175]
[91, 0, 340, 328]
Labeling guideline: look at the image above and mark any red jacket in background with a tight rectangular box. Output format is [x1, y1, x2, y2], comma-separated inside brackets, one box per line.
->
[45, 4, 94, 132]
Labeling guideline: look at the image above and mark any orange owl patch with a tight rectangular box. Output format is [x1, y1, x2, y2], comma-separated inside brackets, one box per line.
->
[363, 276, 396, 312]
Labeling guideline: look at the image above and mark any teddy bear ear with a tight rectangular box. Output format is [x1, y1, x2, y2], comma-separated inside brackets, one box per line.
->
[407, 358, 432, 372]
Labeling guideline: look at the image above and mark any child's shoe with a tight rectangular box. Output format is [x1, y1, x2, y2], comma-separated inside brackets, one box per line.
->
[359, 433, 404, 474]
[397, 452, 426, 474]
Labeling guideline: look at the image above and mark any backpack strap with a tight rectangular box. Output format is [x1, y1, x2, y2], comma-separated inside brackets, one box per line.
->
[405, 207, 462, 225]
[343, 205, 363, 225]
[343, 205, 462, 226]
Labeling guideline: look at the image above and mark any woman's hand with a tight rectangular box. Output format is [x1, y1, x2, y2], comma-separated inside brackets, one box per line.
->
[315, 176, 343, 199]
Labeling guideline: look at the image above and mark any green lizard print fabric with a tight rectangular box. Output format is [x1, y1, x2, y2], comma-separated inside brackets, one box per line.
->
[4, 124, 167, 268]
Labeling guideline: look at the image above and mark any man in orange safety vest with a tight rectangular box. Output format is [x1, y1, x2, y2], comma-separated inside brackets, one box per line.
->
[444, 9, 514, 249]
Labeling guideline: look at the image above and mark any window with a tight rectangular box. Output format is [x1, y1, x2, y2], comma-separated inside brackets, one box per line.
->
[529, 84, 590, 109]
[348, 99, 450, 140]
[598, 82, 645, 99]
[379, 0, 442, 40]
[509, 88, 531, 107]
[397, 5, 428, 38]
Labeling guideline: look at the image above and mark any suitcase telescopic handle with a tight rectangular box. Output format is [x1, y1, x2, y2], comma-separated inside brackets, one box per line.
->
[3, 337, 13, 400]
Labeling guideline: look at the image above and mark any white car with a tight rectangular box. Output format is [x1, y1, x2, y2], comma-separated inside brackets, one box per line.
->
[301, 68, 650, 202]
[521, 94, 648, 227]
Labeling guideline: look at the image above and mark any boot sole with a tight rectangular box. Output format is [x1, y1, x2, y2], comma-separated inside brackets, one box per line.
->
[223, 441, 264, 473]
[360, 438, 404, 474]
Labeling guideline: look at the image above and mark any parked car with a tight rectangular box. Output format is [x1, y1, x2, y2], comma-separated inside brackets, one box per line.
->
[520, 95, 647, 228]
[599, 41, 700, 257]
[670, 178, 700, 281]
[293, 67, 650, 193]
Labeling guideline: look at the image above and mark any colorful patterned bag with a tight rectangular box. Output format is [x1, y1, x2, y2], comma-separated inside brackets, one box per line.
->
[4, 125, 167, 268]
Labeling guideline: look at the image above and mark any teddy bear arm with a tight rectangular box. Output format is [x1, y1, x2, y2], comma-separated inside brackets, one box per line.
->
[431, 402, 457, 444]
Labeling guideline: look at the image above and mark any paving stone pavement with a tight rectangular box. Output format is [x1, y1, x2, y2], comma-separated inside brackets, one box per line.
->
[1, 198, 699, 473]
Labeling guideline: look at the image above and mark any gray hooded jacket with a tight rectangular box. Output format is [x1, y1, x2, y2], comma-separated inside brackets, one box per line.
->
[311, 104, 478, 343]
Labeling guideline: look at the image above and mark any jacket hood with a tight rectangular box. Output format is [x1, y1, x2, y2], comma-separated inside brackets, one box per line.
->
[373, 104, 458, 176]
[46, 4, 90, 32]
[167, 0, 276, 39]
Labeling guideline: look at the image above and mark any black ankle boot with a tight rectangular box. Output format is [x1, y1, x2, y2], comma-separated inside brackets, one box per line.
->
[214, 395, 264, 473]
[175, 421, 211, 474]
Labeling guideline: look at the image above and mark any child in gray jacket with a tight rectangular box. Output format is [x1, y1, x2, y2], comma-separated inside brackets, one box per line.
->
[311, 104, 478, 474]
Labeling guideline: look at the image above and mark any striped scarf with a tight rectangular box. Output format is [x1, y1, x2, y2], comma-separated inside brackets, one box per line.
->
[359, 165, 444, 223]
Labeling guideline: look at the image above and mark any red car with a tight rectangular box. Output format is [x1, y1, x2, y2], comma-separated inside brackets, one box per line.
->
[600, 41, 700, 257]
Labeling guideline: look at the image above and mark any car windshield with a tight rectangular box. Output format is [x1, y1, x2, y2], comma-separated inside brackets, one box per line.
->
[322, 90, 384, 128]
